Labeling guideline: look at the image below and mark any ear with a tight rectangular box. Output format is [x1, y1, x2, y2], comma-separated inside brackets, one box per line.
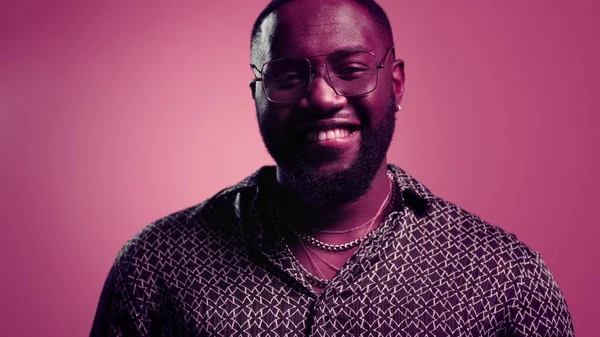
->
[391, 59, 405, 105]
[250, 80, 257, 100]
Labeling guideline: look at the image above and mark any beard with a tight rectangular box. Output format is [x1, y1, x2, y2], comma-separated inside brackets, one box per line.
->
[258, 92, 397, 207]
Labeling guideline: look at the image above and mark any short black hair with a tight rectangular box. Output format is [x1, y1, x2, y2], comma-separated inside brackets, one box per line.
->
[250, 0, 394, 52]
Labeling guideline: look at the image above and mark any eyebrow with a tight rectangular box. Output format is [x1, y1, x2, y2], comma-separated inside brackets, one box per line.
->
[299, 46, 371, 60]
[331, 46, 369, 54]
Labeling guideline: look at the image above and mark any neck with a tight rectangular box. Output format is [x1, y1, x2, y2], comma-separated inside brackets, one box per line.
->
[275, 161, 392, 233]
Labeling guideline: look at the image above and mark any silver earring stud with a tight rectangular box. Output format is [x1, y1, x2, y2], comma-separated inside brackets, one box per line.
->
[396, 104, 402, 111]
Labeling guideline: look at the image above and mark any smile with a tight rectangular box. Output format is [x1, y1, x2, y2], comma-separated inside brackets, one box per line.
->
[304, 128, 355, 142]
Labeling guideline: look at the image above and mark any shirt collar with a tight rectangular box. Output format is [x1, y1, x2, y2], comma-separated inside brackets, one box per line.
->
[227, 164, 432, 252]
[387, 164, 433, 216]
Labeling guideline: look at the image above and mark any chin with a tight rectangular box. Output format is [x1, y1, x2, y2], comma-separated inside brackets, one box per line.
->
[302, 157, 356, 177]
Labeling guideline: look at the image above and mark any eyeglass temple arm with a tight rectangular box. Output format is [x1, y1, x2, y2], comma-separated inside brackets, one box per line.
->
[250, 64, 263, 81]
[376, 46, 396, 69]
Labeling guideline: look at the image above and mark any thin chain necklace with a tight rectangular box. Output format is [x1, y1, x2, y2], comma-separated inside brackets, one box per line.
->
[311, 210, 380, 235]
[285, 171, 396, 288]
[311, 171, 396, 235]
[293, 173, 393, 253]
[284, 240, 330, 288]
[299, 241, 328, 278]
[303, 244, 343, 272]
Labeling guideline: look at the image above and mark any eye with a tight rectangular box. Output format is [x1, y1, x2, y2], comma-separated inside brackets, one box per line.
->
[333, 64, 372, 80]
[275, 72, 303, 82]
[337, 66, 368, 74]
[269, 72, 306, 90]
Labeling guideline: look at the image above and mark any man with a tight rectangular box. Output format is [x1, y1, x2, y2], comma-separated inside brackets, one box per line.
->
[91, 0, 574, 335]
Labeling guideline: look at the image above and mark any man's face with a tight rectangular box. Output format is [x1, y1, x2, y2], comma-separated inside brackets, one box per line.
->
[251, 0, 403, 206]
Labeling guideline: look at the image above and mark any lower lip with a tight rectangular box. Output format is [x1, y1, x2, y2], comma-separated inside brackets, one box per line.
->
[296, 130, 361, 157]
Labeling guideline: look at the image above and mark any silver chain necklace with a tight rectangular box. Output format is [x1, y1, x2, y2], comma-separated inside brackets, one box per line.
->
[281, 171, 396, 288]
[295, 231, 365, 252]
[293, 173, 394, 253]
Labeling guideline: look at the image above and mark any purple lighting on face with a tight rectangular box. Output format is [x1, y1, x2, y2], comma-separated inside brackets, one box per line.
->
[0, 1, 597, 336]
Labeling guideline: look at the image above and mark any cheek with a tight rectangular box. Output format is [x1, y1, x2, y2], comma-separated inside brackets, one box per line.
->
[378, 75, 395, 99]
[257, 103, 294, 137]
[353, 93, 391, 125]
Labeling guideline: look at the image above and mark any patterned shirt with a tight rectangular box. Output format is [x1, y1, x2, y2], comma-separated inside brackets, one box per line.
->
[90, 165, 574, 336]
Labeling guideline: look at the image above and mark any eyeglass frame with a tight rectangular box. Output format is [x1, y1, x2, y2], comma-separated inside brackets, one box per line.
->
[250, 45, 395, 103]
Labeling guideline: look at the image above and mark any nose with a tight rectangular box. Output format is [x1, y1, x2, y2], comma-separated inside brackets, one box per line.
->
[298, 65, 346, 114]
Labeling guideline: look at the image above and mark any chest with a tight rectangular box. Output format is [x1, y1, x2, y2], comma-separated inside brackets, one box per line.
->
[158, 247, 511, 336]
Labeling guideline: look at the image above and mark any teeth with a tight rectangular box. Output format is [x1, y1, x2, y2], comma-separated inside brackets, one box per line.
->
[305, 128, 352, 142]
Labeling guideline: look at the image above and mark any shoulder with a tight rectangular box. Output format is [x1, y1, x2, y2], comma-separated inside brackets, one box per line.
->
[389, 164, 574, 334]
[427, 195, 538, 264]
[112, 166, 275, 277]
[390, 164, 543, 282]
[390, 163, 537, 263]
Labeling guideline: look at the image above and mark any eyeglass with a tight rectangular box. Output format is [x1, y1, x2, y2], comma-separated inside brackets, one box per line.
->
[250, 46, 395, 103]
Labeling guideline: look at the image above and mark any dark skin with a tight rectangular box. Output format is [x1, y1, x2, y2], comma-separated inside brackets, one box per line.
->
[251, 0, 404, 291]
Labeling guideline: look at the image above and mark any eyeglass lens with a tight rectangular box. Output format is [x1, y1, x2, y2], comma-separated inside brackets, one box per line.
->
[262, 51, 378, 102]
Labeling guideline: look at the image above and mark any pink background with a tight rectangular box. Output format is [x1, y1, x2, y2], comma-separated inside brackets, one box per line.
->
[1, 1, 598, 336]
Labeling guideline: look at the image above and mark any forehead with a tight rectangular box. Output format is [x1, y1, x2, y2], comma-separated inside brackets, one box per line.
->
[253, 0, 382, 64]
